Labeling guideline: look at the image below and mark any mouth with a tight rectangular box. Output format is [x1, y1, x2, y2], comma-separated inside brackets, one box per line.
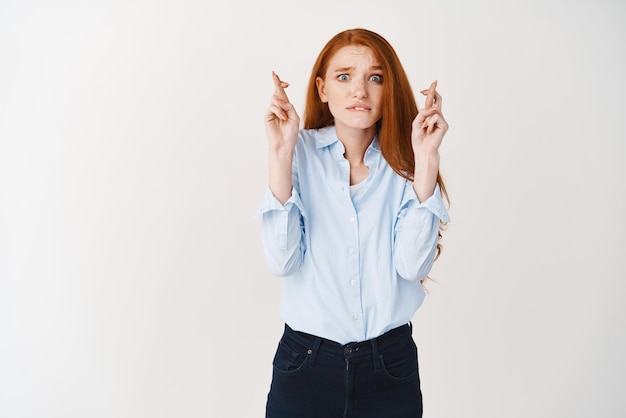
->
[347, 104, 371, 112]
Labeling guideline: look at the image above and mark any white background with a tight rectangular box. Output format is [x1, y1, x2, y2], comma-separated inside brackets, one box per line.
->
[1, 0, 625, 417]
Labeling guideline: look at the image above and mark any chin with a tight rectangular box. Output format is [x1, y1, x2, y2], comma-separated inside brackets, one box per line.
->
[352, 120, 379, 130]
[336, 117, 378, 130]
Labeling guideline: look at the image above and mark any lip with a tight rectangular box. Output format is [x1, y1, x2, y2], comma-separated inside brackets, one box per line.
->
[346, 103, 371, 111]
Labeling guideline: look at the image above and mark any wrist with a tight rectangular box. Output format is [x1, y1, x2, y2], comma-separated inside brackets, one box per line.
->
[269, 145, 295, 162]
[414, 150, 440, 169]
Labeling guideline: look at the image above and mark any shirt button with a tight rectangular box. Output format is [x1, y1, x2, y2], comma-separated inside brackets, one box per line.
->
[349, 247, 356, 254]
[348, 216, 355, 222]
[350, 279, 358, 286]
[353, 314, 360, 321]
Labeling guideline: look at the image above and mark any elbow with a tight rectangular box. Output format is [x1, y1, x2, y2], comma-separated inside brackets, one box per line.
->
[396, 264, 431, 282]
[267, 262, 299, 277]
[265, 250, 302, 277]
[394, 248, 436, 282]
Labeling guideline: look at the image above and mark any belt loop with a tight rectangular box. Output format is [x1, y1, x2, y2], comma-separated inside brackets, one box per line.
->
[371, 338, 381, 371]
[308, 337, 321, 366]
[408, 321, 413, 335]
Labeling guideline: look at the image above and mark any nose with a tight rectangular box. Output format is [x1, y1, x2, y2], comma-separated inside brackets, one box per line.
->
[351, 78, 367, 99]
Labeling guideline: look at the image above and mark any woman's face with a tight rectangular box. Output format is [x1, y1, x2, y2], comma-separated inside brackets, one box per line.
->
[316, 45, 384, 136]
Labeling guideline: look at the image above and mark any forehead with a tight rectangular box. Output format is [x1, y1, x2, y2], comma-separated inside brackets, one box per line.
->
[326, 45, 381, 69]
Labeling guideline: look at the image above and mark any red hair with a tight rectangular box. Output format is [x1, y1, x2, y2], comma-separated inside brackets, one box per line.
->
[303, 28, 449, 260]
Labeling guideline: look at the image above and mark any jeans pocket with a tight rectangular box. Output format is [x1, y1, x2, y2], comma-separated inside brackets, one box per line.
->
[272, 339, 309, 375]
[379, 340, 418, 380]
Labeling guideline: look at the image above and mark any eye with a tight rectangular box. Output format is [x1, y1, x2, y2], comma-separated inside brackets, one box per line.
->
[337, 74, 349, 81]
[369, 74, 383, 83]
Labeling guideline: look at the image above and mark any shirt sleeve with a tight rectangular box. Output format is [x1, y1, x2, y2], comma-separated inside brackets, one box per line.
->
[393, 182, 450, 281]
[256, 186, 307, 277]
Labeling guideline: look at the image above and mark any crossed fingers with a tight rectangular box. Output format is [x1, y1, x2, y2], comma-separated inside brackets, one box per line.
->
[419, 80, 447, 134]
[420, 80, 442, 111]
[272, 71, 290, 102]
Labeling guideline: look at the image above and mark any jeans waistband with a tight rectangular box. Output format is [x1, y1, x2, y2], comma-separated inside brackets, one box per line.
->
[282, 323, 413, 367]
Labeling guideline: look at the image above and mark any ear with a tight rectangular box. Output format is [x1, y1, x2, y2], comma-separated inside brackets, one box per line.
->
[315, 76, 328, 103]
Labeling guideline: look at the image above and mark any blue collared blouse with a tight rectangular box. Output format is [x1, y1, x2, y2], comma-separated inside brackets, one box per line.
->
[257, 125, 449, 344]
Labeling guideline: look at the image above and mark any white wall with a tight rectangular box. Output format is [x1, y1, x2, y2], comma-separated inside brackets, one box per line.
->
[1, 0, 624, 417]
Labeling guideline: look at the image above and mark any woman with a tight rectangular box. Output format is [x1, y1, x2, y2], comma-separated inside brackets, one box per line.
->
[258, 28, 450, 418]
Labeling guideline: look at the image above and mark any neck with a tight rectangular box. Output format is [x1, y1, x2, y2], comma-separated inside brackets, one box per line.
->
[336, 125, 376, 167]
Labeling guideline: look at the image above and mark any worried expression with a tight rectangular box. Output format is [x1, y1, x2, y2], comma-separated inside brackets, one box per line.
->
[316, 45, 384, 136]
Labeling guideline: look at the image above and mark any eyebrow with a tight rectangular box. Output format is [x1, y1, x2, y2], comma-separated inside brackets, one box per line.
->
[333, 65, 383, 73]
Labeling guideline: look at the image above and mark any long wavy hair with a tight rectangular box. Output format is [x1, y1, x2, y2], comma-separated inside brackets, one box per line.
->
[303, 28, 449, 261]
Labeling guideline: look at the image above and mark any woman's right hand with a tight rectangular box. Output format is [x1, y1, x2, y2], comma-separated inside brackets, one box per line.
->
[265, 71, 300, 154]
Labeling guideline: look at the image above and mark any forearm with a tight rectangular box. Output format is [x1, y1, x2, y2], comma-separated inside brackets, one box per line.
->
[394, 216, 439, 281]
[268, 147, 294, 204]
[413, 150, 440, 202]
[261, 202, 304, 277]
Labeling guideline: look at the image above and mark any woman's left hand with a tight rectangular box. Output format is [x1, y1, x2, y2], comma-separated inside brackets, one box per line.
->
[411, 80, 448, 155]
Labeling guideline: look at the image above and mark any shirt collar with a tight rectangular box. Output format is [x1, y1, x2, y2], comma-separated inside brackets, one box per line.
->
[315, 125, 381, 152]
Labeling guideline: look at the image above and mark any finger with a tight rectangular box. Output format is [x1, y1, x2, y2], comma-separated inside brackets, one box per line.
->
[268, 96, 289, 120]
[424, 114, 448, 135]
[416, 106, 438, 123]
[267, 103, 288, 121]
[413, 107, 433, 131]
[428, 114, 440, 134]
[433, 91, 443, 111]
[272, 71, 290, 102]
[271, 95, 297, 120]
[421, 113, 439, 134]
[416, 102, 443, 129]
[270, 94, 286, 106]
[424, 80, 437, 109]
[271, 94, 293, 112]
[272, 71, 288, 97]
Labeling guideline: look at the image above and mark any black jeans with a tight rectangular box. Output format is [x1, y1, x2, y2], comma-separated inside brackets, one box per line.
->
[266, 323, 422, 418]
